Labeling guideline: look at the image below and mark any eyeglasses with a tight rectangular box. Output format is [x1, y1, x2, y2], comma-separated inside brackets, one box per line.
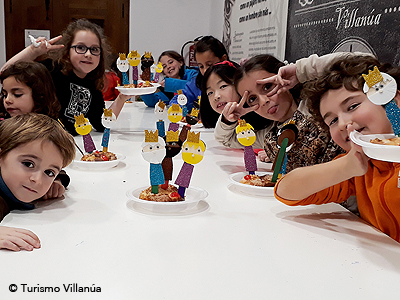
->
[71, 45, 101, 56]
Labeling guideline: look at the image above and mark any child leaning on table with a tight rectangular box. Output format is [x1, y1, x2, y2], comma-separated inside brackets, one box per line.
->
[274, 55, 400, 242]
[1, 18, 130, 135]
[0, 61, 72, 200]
[0, 113, 75, 251]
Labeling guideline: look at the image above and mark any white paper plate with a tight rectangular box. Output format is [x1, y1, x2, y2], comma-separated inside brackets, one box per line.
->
[71, 152, 125, 170]
[178, 120, 204, 129]
[126, 185, 208, 213]
[350, 131, 400, 163]
[229, 171, 275, 197]
[116, 86, 157, 96]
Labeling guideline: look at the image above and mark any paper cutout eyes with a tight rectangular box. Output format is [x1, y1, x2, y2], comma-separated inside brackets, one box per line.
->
[181, 140, 206, 165]
[74, 115, 92, 136]
[155, 62, 163, 73]
[168, 105, 183, 123]
[101, 111, 117, 128]
[177, 93, 188, 106]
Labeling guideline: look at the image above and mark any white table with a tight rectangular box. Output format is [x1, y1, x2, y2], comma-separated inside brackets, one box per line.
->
[1, 102, 400, 300]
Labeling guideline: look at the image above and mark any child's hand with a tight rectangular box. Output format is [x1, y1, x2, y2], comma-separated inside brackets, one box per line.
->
[256, 64, 298, 97]
[345, 124, 370, 177]
[257, 150, 271, 162]
[30, 35, 64, 56]
[222, 91, 258, 122]
[159, 80, 165, 88]
[42, 179, 65, 200]
[0, 226, 40, 251]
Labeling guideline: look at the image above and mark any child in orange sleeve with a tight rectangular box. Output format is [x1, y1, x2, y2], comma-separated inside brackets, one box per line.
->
[274, 55, 400, 242]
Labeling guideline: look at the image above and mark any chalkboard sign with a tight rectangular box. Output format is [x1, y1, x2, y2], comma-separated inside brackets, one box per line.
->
[285, 0, 400, 65]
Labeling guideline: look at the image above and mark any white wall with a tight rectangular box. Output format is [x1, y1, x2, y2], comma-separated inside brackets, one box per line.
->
[0, 0, 224, 67]
[129, 0, 224, 62]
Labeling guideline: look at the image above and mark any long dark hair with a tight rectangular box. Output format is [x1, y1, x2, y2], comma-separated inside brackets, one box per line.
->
[158, 50, 186, 79]
[51, 18, 109, 91]
[195, 36, 229, 88]
[0, 61, 60, 119]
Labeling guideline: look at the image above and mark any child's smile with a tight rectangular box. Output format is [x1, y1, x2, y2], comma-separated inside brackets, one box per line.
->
[206, 73, 239, 114]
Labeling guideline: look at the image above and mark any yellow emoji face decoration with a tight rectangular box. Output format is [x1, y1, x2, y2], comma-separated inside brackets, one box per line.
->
[167, 104, 183, 123]
[236, 120, 256, 147]
[155, 62, 163, 73]
[127, 50, 141, 67]
[74, 114, 92, 136]
[181, 131, 206, 164]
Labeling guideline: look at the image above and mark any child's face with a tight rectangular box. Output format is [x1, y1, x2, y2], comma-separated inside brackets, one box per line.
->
[320, 86, 394, 151]
[206, 73, 239, 114]
[0, 139, 63, 203]
[237, 70, 296, 122]
[196, 50, 225, 75]
[69, 30, 101, 78]
[159, 55, 183, 79]
[1, 76, 34, 117]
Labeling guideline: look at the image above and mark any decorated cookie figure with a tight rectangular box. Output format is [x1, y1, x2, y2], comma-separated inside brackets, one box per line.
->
[186, 108, 199, 126]
[117, 53, 130, 85]
[177, 90, 188, 119]
[271, 121, 298, 183]
[362, 66, 400, 135]
[236, 120, 257, 175]
[154, 62, 163, 83]
[74, 114, 96, 153]
[161, 129, 182, 189]
[141, 130, 166, 194]
[127, 50, 141, 85]
[141, 51, 154, 82]
[174, 131, 206, 198]
[155, 100, 167, 137]
[101, 108, 117, 152]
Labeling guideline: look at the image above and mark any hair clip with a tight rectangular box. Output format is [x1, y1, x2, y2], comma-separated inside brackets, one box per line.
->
[214, 60, 237, 69]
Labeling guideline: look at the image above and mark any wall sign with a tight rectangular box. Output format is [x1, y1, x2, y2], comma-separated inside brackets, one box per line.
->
[285, 0, 400, 65]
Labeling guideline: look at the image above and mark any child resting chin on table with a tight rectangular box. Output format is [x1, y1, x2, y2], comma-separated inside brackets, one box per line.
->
[0, 113, 75, 251]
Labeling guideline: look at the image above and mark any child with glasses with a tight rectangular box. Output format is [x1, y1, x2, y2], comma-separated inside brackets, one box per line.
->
[2, 18, 131, 135]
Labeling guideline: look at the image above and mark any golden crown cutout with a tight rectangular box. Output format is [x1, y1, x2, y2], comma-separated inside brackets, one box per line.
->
[103, 108, 113, 117]
[144, 51, 152, 58]
[190, 108, 199, 117]
[74, 114, 86, 125]
[157, 100, 166, 110]
[119, 53, 126, 60]
[283, 120, 296, 127]
[187, 131, 200, 143]
[238, 119, 247, 127]
[145, 130, 158, 142]
[177, 90, 183, 95]
[166, 130, 179, 142]
[129, 50, 139, 57]
[362, 66, 383, 88]
[170, 104, 181, 112]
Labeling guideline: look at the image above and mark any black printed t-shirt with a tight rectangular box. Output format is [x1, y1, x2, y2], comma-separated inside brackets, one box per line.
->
[41, 60, 105, 135]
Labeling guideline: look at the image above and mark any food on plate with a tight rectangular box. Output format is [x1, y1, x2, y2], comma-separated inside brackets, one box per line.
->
[240, 174, 275, 187]
[139, 184, 183, 202]
[123, 81, 153, 88]
[370, 137, 400, 146]
[81, 151, 117, 161]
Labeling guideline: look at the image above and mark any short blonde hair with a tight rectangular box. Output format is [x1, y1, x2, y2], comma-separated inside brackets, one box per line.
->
[0, 113, 76, 167]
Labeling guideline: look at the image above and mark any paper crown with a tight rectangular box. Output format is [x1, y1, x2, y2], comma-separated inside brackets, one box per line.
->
[157, 100, 166, 109]
[283, 120, 296, 127]
[166, 130, 179, 142]
[144, 51, 152, 58]
[145, 130, 159, 142]
[103, 108, 113, 117]
[119, 53, 126, 60]
[177, 90, 183, 95]
[74, 114, 86, 125]
[129, 50, 139, 58]
[238, 119, 247, 127]
[362, 66, 383, 88]
[190, 108, 199, 117]
[187, 131, 200, 143]
[170, 104, 181, 112]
